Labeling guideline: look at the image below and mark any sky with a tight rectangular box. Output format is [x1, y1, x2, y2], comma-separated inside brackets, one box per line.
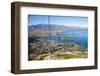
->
[28, 15, 88, 28]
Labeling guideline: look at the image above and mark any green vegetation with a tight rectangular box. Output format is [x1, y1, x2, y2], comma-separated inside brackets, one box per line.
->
[55, 52, 88, 59]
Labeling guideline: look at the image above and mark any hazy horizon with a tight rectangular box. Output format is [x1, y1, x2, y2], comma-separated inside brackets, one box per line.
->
[28, 15, 88, 28]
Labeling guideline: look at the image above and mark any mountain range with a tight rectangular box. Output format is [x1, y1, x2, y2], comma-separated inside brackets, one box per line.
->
[29, 24, 87, 31]
[28, 24, 88, 37]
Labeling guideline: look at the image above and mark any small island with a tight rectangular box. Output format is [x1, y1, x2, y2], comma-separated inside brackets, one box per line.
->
[59, 36, 77, 40]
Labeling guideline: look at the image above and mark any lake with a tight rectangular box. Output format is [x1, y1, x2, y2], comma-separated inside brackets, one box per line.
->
[47, 30, 88, 49]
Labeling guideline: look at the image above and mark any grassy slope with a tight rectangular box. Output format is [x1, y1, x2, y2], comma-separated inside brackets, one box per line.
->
[32, 51, 88, 60]
[56, 52, 88, 59]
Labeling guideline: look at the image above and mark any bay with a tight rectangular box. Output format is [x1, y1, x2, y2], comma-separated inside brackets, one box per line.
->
[47, 30, 88, 48]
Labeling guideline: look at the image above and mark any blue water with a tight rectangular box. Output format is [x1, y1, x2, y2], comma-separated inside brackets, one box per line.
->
[47, 30, 88, 48]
